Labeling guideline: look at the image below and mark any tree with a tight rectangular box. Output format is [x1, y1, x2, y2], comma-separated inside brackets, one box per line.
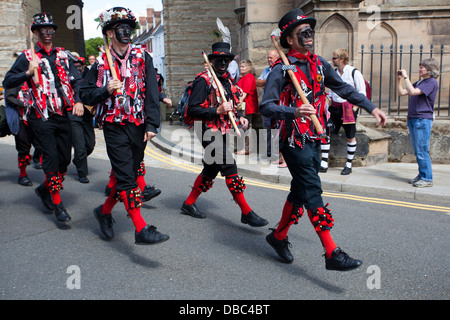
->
[84, 37, 104, 60]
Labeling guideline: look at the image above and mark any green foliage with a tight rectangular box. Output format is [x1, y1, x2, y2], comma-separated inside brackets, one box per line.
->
[84, 37, 104, 60]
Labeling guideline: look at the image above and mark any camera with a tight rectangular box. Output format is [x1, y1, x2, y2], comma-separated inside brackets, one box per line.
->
[397, 71, 402, 76]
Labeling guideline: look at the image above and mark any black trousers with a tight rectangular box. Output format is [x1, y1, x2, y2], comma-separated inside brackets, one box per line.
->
[281, 139, 324, 210]
[15, 120, 42, 161]
[103, 122, 146, 192]
[69, 112, 95, 177]
[200, 129, 238, 179]
[28, 113, 72, 178]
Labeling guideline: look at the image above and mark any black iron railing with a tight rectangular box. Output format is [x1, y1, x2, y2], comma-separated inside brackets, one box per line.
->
[359, 44, 449, 117]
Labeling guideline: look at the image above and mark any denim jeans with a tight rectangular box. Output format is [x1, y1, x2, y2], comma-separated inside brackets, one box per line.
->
[407, 118, 433, 181]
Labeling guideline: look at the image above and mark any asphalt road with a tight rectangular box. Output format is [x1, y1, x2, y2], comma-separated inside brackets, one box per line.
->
[1, 142, 448, 304]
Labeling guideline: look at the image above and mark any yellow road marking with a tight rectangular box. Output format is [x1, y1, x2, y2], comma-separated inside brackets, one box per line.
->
[145, 146, 450, 213]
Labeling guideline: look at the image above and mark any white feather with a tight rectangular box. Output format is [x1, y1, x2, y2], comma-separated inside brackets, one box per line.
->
[216, 18, 231, 44]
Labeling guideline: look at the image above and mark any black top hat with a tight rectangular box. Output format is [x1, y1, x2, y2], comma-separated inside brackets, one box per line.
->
[97, 7, 137, 35]
[207, 42, 235, 60]
[279, 9, 316, 48]
[31, 12, 57, 32]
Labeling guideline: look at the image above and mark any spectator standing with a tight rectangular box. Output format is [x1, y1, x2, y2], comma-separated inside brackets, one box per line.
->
[327, 48, 366, 175]
[236, 59, 258, 155]
[397, 58, 439, 188]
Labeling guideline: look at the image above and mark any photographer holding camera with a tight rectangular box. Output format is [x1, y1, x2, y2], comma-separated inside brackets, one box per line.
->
[397, 58, 439, 188]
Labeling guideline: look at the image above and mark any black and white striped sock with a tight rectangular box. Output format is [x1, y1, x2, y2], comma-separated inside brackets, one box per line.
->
[345, 142, 357, 168]
[321, 142, 330, 169]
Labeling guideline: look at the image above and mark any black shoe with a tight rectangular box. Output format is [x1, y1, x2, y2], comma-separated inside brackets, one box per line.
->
[54, 202, 71, 223]
[33, 160, 42, 170]
[341, 166, 352, 175]
[135, 225, 169, 245]
[241, 210, 268, 227]
[266, 230, 293, 263]
[181, 202, 206, 219]
[35, 184, 54, 211]
[18, 175, 33, 186]
[79, 176, 89, 183]
[142, 185, 161, 202]
[319, 166, 328, 173]
[93, 206, 115, 239]
[325, 247, 362, 271]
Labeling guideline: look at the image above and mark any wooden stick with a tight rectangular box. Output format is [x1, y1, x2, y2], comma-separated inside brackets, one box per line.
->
[29, 30, 40, 87]
[270, 33, 326, 139]
[103, 35, 124, 101]
[202, 52, 240, 136]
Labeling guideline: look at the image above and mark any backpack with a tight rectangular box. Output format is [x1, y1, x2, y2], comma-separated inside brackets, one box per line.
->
[351, 68, 371, 100]
[183, 71, 211, 126]
[0, 104, 11, 137]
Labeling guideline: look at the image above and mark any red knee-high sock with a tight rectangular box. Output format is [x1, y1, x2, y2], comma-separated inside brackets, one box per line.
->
[106, 170, 115, 189]
[136, 174, 146, 191]
[18, 156, 30, 177]
[274, 200, 295, 241]
[307, 209, 337, 258]
[225, 174, 251, 215]
[19, 165, 27, 178]
[127, 207, 147, 233]
[102, 184, 118, 214]
[185, 174, 204, 205]
[51, 192, 61, 205]
[46, 174, 62, 205]
[119, 190, 147, 233]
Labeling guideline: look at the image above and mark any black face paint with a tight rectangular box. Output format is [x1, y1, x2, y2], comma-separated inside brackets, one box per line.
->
[213, 57, 230, 75]
[114, 23, 133, 44]
[296, 26, 315, 51]
[37, 27, 56, 44]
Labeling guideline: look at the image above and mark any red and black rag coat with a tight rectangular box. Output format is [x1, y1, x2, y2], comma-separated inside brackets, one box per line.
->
[79, 44, 160, 134]
[259, 51, 376, 148]
[3, 42, 82, 120]
[186, 70, 243, 135]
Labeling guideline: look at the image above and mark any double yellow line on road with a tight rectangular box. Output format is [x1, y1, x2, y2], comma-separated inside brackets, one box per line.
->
[145, 146, 450, 213]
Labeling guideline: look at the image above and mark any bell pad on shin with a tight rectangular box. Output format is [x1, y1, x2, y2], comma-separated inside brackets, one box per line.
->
[199, 176, 214, 192]
[137, 161, 146, 176]
[310, 204, 334, 231]
[18, 154, 32, 168]
[48, 174, 64, 193]
[226, 175, 246, 193]
[126, 188, 143, 209]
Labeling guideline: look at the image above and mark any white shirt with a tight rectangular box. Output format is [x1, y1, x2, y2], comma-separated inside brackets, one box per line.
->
[227, 60, 239, 82]
[330, 65, 366, 103]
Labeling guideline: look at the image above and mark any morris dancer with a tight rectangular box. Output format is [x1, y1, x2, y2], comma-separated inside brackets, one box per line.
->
[260, 9, 387, 270]
[4, 84, 43, 187]
[80, 7, 169, 244]
[3, 13, 83, 223]
[180, 42, 268, 228]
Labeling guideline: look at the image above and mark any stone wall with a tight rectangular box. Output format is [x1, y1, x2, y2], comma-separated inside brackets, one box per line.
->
[40, 0, 85, 56]
[0, 0, 41, 84]
[164, 0, 239, 114]
[0, 0, 85, 85]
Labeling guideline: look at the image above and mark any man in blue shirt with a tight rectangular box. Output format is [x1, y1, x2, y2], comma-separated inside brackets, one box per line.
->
[256, 50, 280, 158]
